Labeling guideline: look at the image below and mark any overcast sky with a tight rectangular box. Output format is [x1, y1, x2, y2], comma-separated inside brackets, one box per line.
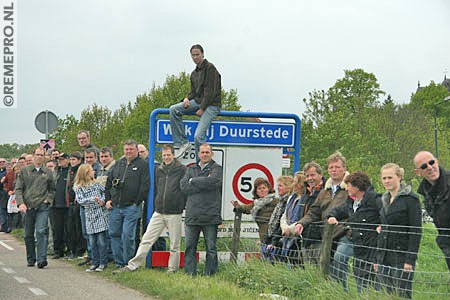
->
[2, 0, 449, 145]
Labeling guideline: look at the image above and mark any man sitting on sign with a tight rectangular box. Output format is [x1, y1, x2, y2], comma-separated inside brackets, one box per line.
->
[169, 44, 221, 159]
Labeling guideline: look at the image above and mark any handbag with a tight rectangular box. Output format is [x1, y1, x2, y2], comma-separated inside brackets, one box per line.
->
[7, 194, 19, 214]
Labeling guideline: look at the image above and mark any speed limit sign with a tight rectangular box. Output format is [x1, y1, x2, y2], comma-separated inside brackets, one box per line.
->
[222, 147, 282, 221]
[232, 163, 274, 204]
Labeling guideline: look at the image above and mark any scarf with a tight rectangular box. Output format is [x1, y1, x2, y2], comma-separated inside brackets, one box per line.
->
[251, 193, 275, 219]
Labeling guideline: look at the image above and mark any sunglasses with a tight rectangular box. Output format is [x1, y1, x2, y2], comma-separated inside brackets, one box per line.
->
[417, 159, 436, 170]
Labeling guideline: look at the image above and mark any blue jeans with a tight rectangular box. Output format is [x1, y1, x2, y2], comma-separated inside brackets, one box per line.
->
[0, 207, 9, 232]
[331, 236, 354, 290]
[79, 206, 92, 259]
[184, 224, 218, 276]
[108, 204, 141, 266]
[377, 264, 414, 299]
[89, 230, 108, 266]
[169, 100, 220, 154]
[23, 203, 50, 264]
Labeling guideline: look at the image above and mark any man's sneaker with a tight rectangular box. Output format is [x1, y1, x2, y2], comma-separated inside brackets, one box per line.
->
[175, 142, 191, 158]
[86, 265, 98, 272]
[95, 265, 106, 272]
[37, 261, 48, 269]
[112, 266, 133, 275]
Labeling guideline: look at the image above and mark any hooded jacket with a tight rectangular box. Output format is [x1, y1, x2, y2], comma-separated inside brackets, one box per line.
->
[154, 159, 186, 214]
[377, 183, 422, 266]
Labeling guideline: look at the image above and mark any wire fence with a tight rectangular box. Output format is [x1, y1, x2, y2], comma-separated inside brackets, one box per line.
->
[229, 213, 450, 298]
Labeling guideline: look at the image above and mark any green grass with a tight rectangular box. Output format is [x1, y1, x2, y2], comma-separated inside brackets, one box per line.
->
[9, 224, 449, 300]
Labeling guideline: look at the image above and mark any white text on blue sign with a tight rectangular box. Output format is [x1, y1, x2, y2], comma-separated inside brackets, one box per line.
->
[156, 120, 294, 147]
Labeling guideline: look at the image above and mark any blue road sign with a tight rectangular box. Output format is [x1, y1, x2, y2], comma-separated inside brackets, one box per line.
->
[156, 119, 295, 147]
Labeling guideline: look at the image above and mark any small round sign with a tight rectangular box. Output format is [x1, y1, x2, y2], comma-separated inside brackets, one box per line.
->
[35, 110, 58, 134]
[232, 163, 274, 204]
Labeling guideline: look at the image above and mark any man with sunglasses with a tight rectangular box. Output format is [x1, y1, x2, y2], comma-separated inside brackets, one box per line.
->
[414, 151, 450, 270]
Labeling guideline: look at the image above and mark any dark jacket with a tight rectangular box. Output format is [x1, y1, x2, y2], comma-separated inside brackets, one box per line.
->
[68, 164, 80, 205]
[327, 190, 382, 260]
[188, 59, 221, 111]
[106, 156, 149, 208]
[298, 175, 349, 241]
[265, 193, 290, 246]
[180, 159, 222, 225]
[0, 168, 6, 209]
[299, 179, 325, 247]
[154, 159, 186, 214]
[15, 164, 55, 208]
[418, 166, 450, 233]
[54, 166, 69, 208]
[377, 184, 422, 266]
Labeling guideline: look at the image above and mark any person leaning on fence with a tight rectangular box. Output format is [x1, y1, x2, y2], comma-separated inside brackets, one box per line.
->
[169, 44, 221, 159]
[414, 151, 450, 271]
[263, 175, 293, 262]
[326, 171, 382, 292]
[294, 152, 350, 276]
[280, 171, 307, 266]
[231, 177, 278, 244]
[374, 163, 422, 299]
[284, 162, 325, 264]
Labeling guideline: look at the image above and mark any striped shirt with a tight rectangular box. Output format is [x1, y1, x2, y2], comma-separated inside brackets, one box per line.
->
[74, 182, 109, 234]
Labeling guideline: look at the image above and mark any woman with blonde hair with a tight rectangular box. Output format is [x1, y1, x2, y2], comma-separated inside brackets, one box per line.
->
[73, 164, 109, 272]
[263, 175, 294, 261]
[280, 171, 307, 265]
[374, 163, 422, 299]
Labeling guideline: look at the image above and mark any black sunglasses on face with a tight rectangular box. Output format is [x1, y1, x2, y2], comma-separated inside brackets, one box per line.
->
[418, 159, 435, 170]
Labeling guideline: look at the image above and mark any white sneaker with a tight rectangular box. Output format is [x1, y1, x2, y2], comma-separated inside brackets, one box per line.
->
[175, 142, 191, 158]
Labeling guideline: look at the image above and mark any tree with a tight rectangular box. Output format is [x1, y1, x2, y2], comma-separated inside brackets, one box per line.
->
[299, 68, 434, 190]
[301, 69, 385, 170]
[0, 143, 39, 159]
[51, 104, 131, 156]
[123, 72, 241, 145]
[410, 82, 450, 164]
[50, 72, 242, 157]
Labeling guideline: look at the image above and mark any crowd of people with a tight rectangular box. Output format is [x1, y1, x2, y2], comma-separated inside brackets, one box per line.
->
[1, 44, 449, 300]
[229, 151, 450, 298]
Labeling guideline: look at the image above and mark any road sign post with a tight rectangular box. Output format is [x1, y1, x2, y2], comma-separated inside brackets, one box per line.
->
[35, 110, 58, 139]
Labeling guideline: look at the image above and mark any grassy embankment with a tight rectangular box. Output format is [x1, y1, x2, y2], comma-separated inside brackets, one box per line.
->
[11, 223, 449, 300]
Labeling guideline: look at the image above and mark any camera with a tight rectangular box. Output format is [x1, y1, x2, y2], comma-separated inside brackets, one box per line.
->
[112, 178, 123, 189]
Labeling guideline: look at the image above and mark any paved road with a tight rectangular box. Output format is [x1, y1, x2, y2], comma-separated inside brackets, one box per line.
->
[0, 232, 157, 300]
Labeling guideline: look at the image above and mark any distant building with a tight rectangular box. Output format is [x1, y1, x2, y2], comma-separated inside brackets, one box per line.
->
[416, 75, 450, 93]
